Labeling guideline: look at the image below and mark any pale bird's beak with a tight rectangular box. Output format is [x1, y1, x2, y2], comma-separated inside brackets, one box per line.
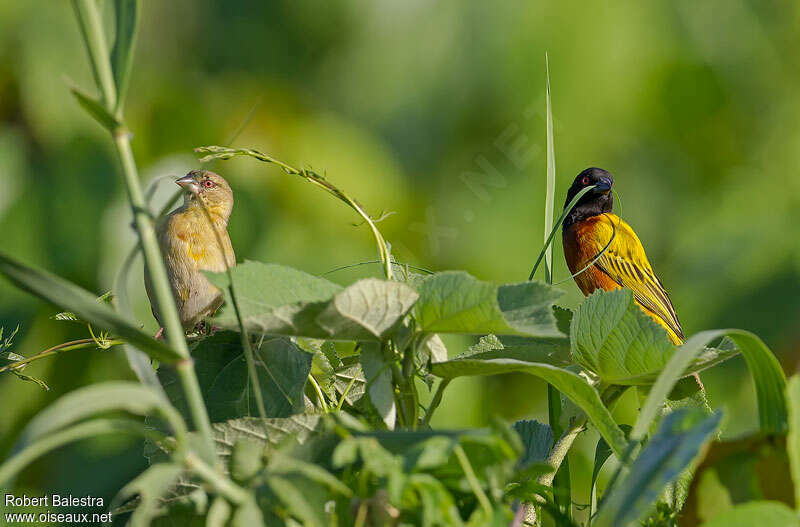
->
[176, 175, 201, 194]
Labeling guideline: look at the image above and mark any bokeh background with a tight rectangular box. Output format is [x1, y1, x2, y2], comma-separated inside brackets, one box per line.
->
[1, 0, 799, 522]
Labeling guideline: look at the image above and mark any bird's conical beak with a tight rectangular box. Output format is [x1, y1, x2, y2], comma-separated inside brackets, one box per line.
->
[594, 177, 613, 193]
[176, 175, 201, 194]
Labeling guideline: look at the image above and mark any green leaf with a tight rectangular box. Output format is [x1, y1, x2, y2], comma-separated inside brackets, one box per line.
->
[0, 251, 181, 363]
[543, 52, 556, 283]
[430, 358, 627, 458]
[208, 263, 417, 340]
[70, 85, 122, 132]
[207, 338, 312, 420]
[594, 409, 721, 527]
[207, 497, 232, 527]
[268, 452, 352, 497]
[229, 440, 264, 483]
[113, 463, 185, 527]
[414, 271, 563, 337]
[460, 333, 571, 367]
[266, 475, 328, 527]
[230, 497, 264, 527]
[633, 329, 787, 440]
[211, 415, 322, 461]
[699, 501, 799, 527]
[787, 375, 800, 510]
[591, 424, 632, 511]
[512, 419, 553, 467]
[334, 361, 367, 407]
[206, 260, 341, 318]
[110, 0, 139, 112]
[361, 343, 397, 429]
[0, 418, 147, 486]
[571, 289, 737, 384]
[17, 382, 186, 448]
[159, 333, 312, 422]
[316, 279, 419, 339]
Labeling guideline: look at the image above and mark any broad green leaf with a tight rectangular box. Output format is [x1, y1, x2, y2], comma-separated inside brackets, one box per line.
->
[595, 409, 721, 527]
[0, 252, 181, 363]
[17, 382, 186, 448]
[70, 85, 122, 132]
[460, 333, 571, 367]
[207, 338, 312, 420]
[208, 264, 416, 340]
[316, 279, 418, 339]
[512, 419, 553, 467]
[0, 418, 147, 486]
[211, 415, 322, 461]
[633, 329, 787, 440]
[414, 272, 563, 337]
[430, 358, 627, 458]
[700, 501, 799, 527]
[361, 343, 397, 429]
[111, 0, 139, 111]
[206, 260, 341, 316]
[571, 289, 737, 384]
[787, 375, 800, 510]
[113, 463, 185, 527]
[159, 333, 312, 422]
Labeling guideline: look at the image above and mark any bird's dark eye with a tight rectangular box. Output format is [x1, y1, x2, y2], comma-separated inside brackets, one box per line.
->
[203, 180, 214, 188]
[581, 176, 590, 185]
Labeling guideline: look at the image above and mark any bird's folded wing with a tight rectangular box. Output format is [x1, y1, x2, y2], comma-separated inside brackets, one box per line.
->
[592, 216, 685, 340]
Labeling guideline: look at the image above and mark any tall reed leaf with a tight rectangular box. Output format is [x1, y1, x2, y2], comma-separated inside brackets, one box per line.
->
[543, 52, 556, 284]
[633, 329, 787, 440]
[0, 252, 181, 363]
[110, 0, 139, 114]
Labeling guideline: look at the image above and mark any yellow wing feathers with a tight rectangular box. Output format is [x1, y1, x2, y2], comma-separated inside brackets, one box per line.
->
[569, 213, 684, 344]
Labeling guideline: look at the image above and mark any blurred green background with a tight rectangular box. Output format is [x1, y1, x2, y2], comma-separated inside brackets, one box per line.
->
[1, 0, 799, 522]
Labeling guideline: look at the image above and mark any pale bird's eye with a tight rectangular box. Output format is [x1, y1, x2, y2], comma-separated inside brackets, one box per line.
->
[203, 180, 214, 188]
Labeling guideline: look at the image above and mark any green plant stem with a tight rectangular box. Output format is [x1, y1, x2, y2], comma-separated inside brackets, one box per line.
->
[184, 451, 250, 505]
[114, 137, 215, 460]
[0, 338, 125, 374]
[192, 193, 269, 425]
[523, 414, 588, 525]
[421, 378, 450, 427]
[308, 374, 329, 412]
[454, 444, 493, 518]
[71, 0, 216, 463]
[336, 376, 358, 411]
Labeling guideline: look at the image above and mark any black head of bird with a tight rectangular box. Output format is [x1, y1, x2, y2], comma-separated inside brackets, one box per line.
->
[563, 167, 614, 229]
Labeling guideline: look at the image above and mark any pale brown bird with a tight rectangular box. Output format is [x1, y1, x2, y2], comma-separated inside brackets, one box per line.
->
[146, 170, 236, 337]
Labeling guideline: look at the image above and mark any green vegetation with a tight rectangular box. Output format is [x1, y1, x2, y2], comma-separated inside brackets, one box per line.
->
[2, 1, 800, 526]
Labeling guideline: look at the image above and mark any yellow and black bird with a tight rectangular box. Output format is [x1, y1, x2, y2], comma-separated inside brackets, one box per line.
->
[562, 168, 685, 346]
[146, 170, 236, 337]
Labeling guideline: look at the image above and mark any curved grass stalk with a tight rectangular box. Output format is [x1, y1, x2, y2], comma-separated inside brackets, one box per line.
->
[194, 146, 394, 280]
[528, 185, 596, 281]
[192, 192, 269, 423]
[0, 338, 123, 374]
